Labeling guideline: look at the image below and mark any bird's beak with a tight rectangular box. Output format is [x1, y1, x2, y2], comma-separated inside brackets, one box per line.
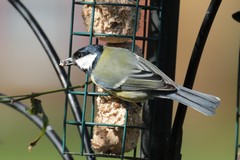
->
[59, 58, 75, 66]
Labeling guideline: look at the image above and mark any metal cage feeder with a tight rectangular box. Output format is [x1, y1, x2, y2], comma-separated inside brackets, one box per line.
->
[62, 1, 160, 160]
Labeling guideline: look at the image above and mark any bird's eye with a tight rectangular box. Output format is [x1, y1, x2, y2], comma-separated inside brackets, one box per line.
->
[76, 52, 86, 59]
[76, 53, 82, 58]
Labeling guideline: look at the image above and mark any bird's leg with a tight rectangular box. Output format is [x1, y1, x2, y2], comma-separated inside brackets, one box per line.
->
[123, 101, 143, 111]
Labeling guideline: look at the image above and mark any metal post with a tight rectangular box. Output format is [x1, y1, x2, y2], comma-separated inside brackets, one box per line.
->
[141, 0, 180, 159]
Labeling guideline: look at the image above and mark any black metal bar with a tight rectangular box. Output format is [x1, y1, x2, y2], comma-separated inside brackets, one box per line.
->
[0, 93, 73, 160]
[8, 1, 95, 159]
[141, 0, 180, 159]
[170, 1, 222, 159]
[232, 11, 240, 23]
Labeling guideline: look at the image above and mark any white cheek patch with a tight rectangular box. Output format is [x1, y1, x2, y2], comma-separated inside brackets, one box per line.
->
[75, 53, 97, 70]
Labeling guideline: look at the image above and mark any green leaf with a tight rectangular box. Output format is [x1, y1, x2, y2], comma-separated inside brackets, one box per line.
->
[27, 98, 49, 151]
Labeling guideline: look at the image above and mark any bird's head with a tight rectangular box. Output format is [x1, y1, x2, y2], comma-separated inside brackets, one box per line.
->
[60, 45, 103, 73]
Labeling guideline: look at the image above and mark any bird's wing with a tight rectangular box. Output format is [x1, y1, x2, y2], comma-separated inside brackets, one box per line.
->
[91, 46, 176, 92]
[119, 55, 177, 91]
[136, 55, 177, 87]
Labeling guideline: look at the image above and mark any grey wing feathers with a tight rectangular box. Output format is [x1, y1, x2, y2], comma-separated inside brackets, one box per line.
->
[119, 54, 177, 91]
[136, 55, 177, 86]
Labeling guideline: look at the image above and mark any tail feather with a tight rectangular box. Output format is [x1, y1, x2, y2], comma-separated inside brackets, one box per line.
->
[166, 85, 220, 116]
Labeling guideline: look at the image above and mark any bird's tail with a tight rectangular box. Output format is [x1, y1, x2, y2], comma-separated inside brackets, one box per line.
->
[166, 85, 220, 116]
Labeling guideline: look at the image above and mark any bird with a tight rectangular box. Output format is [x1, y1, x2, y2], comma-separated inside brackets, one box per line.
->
[60, 45, 220, 116]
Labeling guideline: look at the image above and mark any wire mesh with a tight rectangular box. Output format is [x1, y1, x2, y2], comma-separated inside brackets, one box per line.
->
[62, 0, 162, 159]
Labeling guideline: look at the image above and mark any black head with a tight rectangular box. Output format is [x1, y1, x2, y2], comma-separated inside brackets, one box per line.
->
[73, 45, 103, 60]
[73, 45, 103, 73]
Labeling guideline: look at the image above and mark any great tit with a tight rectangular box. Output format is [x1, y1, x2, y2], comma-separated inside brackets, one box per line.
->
[60, 45, 220, 116]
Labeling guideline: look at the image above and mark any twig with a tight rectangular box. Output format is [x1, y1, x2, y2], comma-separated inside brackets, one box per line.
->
[0, 81, 92, 103]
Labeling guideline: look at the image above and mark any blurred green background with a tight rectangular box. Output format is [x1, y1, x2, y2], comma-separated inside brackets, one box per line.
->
[0, 0, 239, 159]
